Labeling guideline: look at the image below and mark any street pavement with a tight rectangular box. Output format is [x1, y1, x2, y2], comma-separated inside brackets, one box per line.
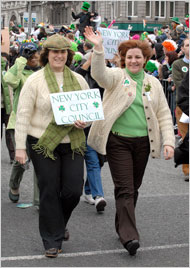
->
[1, 134, 189, 267]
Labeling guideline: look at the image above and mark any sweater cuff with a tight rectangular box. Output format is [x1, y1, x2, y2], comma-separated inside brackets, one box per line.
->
[93, 47, 104, 55]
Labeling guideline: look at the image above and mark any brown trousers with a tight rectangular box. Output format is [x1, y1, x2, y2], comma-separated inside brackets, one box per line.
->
[176, 106, 189, 176]
[106, 132, 150, 245]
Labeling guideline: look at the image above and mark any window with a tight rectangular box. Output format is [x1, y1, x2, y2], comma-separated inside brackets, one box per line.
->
[127, 1, 138, 17]
[128, 1, 132, 16]
[185, 2, 189, 16]
[155, 2, 159, 16]
[1, 16, 5, 29]
[169, 2, 175, 18]
[155, 1, 166, 18]
[134, 1, 138, 16]
[146, 1, 151, 17]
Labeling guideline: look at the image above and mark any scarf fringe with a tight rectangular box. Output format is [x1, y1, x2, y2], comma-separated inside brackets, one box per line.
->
[32, 142, 86, 161]
[72, 143, 86, 159]
[32, 144, 56, 160]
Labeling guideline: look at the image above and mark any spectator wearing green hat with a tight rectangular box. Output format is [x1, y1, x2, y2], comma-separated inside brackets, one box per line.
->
[71, 2, 94, 37]
[170, 17, 181, 41]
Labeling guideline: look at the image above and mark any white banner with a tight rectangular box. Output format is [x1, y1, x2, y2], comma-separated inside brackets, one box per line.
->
[50, 88, 104, 125]
[23, 12, 29, 33]
[97, 27, 130, 59]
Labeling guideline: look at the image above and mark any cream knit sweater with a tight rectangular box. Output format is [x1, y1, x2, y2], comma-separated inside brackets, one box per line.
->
[15, 68, 89, 150]
[87, 48, 175, 158]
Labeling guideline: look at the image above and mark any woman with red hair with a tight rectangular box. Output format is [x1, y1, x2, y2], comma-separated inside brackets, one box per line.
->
[84, 26, 175, 256]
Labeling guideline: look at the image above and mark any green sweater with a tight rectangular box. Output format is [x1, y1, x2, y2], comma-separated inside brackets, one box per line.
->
[4, 57, 34, 129]
[111, 68, 148, 137]
[1, 57, 12, 114]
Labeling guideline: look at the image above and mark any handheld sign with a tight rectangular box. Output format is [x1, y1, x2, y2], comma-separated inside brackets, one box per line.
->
[97, 27, 130, 59]
[50, 88, 104, 125]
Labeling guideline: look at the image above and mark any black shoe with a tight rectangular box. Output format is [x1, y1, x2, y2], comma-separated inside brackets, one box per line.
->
[124, 240, 140, 256]
[95, 196, 107, 212]
[45, 248, 58, 258]
[63, 228, 70, 241]
[9, 189, 19, 203]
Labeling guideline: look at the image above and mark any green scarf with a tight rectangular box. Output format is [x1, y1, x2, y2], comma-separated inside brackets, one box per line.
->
[32, 63, 86, 160]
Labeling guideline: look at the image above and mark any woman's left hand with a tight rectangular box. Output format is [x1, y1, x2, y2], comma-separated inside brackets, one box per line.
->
[74, 120, 86, 129]
[163, 145, 174, 160]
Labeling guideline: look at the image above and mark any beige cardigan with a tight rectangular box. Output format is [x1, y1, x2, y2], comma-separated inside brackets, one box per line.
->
[15, 68, 89, 150]
[87, 49, 175, 158]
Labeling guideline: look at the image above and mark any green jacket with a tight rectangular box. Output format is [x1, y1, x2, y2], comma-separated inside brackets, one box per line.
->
[4, 56, 34, 129]
[172, 58, 189, 102]
[1, 57, 12, 114]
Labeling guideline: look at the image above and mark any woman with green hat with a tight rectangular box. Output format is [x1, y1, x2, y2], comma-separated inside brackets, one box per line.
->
[14, 34, 89, 258]
[170, 17, 181, 41]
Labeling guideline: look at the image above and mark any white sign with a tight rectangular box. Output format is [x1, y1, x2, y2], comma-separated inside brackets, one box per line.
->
[50, 88, 104, 125]
[23, 12, 29, 33]
[24, 12, 36, 33]
[97, 27, 130, 59]
[31, 13, 36, 33]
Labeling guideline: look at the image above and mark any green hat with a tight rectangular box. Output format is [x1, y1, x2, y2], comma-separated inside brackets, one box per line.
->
[171, 17, 181, 24]
[79, 36, 84, 40]
[100, 22, 108, 28]
[145, 60, 159, 73]
[43, 34, 71, 50]
[70, 42, 78, 52]
[81, 2, 90, 11]
[74, 52, 83, 62]
[70, 24, 75, 30]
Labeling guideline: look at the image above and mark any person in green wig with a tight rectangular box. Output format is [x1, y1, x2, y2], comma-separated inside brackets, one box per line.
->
[71, 2, 94, 37]
[14, 34, 89, 258]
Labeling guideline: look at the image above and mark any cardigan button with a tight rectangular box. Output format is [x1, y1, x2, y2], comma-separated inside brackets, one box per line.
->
[149, 129, 152, 132]
[151, 140, 153, 142]
[145, 106, 148, 109]
[143, 93, 145, 96]
[152, 149, 155, 152]
[147, 117, 150, 120]
[152, 156, 155, 159]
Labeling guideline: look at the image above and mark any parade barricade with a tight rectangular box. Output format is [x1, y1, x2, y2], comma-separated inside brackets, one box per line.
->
[160, 79, 176, 125]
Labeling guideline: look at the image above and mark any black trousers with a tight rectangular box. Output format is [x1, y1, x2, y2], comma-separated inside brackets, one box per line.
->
[27, 135, 84, 250]
[1, 108, 15, 160]
[106, 132, 150, 245]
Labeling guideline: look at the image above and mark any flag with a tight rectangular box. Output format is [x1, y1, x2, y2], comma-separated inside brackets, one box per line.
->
[143, 19, 146, 29]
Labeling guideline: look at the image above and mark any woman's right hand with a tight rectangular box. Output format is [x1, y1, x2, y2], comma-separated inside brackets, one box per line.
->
[15, 149, 28, 165]
[84, 26, 103, 50]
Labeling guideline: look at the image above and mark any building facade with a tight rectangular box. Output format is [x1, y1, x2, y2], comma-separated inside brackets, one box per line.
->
[1, 1, 189, 33]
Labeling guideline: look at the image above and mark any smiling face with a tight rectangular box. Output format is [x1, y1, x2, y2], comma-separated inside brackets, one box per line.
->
[181, 39, 189, 59]
[125, 48, 146, 73]
[48, 50, 68, 72]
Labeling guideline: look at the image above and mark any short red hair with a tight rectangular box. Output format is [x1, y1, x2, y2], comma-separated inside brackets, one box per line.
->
[118, 40, 152, 68]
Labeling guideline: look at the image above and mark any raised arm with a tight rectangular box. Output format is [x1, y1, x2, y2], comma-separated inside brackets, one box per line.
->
[84, 26, 103, 52]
